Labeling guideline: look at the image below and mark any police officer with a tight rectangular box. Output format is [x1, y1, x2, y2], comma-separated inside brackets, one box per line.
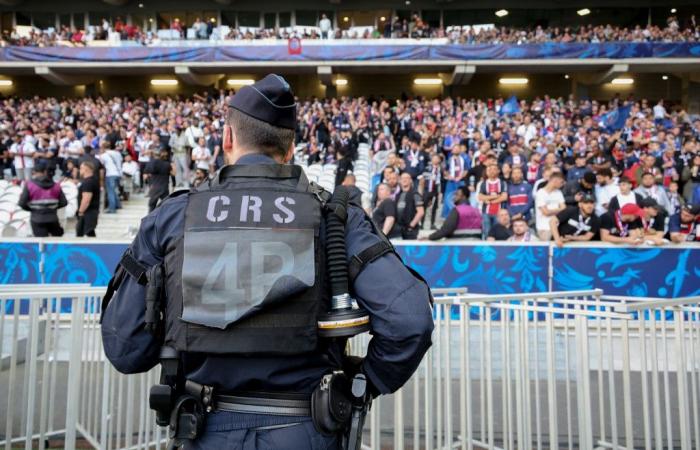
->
[101, 74, 433, 450]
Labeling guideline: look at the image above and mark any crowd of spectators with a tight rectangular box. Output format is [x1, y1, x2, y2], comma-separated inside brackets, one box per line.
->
[2, 91, 228, 236]
[295, 94, 700, 245]
[2, 13, 698, 46]
[1, 91, 699, 244]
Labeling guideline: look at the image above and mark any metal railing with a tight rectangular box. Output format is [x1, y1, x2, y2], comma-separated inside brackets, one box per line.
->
[2, 285, 699, 449]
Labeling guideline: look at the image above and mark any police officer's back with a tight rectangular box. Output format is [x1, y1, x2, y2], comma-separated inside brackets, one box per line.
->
[101, 74, 433, 450]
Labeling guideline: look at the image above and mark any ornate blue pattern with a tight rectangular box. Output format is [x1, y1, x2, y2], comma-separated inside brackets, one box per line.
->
[43, 243, 120, 286]
[1, 242, 698, 315]
[396, 244, 549, 294]
[0, 242, 40, 314]
[553, 247, 700, 298]
[0, 242, 40, 285]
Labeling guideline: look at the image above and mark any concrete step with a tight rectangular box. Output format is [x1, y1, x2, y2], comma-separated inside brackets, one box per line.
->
[63, 193, 150, 239]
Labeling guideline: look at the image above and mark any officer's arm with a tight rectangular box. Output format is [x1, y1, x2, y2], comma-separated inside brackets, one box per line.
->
[429, 208, 458, 240]
[101, 211, 163, 374]
[345, 207, 434, 395]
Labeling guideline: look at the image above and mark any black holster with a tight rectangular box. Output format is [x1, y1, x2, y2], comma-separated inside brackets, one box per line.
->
[149, 347, 209, 449]
[311, 371, 371, 450]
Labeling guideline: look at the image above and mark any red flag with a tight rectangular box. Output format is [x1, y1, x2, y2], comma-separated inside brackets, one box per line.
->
[288, 37, 302, 55]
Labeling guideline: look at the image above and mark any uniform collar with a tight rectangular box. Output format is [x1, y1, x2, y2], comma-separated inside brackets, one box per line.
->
[235, 153, 278, 165]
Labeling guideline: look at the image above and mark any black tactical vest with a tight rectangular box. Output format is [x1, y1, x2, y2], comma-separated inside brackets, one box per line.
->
[163, 164, 325, 356]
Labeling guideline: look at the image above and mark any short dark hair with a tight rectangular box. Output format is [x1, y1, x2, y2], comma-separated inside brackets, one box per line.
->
[227, 107, 295, 158]
[619, 176, 632, 184]
[597, 167, 612, 178]
[80, 160, 96, 172]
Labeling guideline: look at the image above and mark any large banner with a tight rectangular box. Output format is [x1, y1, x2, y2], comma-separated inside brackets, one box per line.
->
[396, 244, 549, 294]
[552, 246, 700, 298]
[1, 43, 698, 63]
[1, 239, 698, 299]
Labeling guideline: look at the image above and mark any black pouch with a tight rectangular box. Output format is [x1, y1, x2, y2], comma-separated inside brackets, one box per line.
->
[311, 372, 353, 436]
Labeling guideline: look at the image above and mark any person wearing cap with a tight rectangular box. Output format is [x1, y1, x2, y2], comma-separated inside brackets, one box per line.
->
[599, 203, 645, 245]
[101, 74, 433, 450]
[669, 204, 700, 243]
[562, 171, 596, 207]
[17, 162, 68, 237]
[550, 193, 600, 247]
[639, 197, 668, 245]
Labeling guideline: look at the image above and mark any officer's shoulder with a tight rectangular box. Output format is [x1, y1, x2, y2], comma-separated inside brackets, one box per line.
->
[152, 189, 190, 217]
[161, 188, 190, 204]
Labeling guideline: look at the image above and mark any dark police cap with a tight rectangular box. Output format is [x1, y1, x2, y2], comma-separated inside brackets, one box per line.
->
[228, 74, 297, 130]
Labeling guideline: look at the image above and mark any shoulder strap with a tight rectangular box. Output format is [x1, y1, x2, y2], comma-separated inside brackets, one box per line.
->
[100, 249, 149, 323]
[308, 181, 332, 206]
[348, 241, 394, 282]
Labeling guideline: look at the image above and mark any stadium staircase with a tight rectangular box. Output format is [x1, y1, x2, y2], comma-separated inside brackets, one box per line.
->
[0, 179, 150, 239]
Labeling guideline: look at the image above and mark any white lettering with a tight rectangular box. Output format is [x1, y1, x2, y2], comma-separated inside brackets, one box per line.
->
[240, 195, 262, 222]
[273, 196, 296, 224]
[206, 195, 230, 223]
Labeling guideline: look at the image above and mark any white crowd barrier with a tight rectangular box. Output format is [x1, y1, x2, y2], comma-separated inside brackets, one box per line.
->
[1, 285, 699, 449]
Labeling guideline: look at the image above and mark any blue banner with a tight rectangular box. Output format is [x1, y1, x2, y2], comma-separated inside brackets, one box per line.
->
[396, 244, 549, 294]
[552, 246, 700, 298]
[0, 242, 41, 284]
[599, 104, 632, 131]
[500, 96, 521, 116]
[1, 42, 699, 62]
[43, 242, 122, 285]
[1, 240, 699, 301]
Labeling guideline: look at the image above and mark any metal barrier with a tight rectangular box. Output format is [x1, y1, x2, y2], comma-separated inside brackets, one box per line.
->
[2, 285, 700, 449]
[351, 290, 700, 450]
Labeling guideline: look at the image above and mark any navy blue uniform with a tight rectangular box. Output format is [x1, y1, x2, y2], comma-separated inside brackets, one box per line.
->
[101, 154, 434, 448]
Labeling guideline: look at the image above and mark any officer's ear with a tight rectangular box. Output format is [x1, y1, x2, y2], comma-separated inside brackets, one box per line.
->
[222, 125, 234, 154]
[283, 141, 294, 164]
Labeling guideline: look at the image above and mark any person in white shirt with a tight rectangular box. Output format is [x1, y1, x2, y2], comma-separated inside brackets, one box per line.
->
[185, 120, 203, 149]
[136, 133, 155, 191]
[535, 171, 566, 241]
[61, 129, 84, 162]
[97, 141, 122, 213]
[653, 99, 668, 123]
[516, 115, 538, 145]
[319, 14, 332, 39]
[191, 137, 212, 172]
[594, 167, 620, 216]
[607, 176, 643, 212]
[121, 154, 140, 195]
[10, 132, 36, 181]
[635, 171, 673, 214]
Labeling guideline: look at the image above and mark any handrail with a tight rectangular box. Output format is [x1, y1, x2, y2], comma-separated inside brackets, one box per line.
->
[433, 289, 602, 304]
[612, 296, 700, 313]
[0, 283, 91, 291]
[0, 286, 105, 297]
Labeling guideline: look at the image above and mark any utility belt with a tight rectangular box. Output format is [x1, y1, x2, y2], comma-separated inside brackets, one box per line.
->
[150, 356, 370, 450]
